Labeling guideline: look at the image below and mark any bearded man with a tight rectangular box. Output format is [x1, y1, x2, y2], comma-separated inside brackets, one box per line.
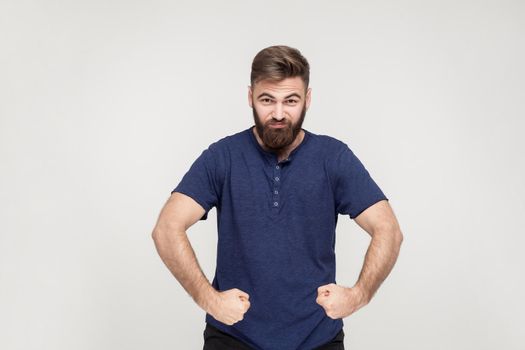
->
[152, 45, 403, 350]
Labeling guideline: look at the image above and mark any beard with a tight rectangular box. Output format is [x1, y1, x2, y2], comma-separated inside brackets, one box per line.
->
[252, 103, 307, 152]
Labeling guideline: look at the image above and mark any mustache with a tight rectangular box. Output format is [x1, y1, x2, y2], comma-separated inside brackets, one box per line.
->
[266, 120, 290, 127]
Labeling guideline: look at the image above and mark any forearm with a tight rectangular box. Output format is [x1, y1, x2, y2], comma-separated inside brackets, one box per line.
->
[152, 229, 217, 312]
[354, 228, 403, 303]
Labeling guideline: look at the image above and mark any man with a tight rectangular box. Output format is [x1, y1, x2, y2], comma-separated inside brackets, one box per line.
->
[152, 45, 403, 350]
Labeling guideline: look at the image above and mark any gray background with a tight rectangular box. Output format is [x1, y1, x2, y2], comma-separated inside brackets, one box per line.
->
[1, 0, 524, 349]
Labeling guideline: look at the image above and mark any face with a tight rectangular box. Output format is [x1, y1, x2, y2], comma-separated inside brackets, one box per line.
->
[248, 76, 311, 151]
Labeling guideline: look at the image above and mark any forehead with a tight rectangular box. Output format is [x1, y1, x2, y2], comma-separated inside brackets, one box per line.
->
[252, 76, 306, 97]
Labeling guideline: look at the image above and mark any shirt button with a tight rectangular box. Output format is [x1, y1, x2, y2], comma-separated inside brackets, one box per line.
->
[274, 190, 278, 194]
[275, 177, 280, 181]
[273, 201, 279, 206]
[275, 165, 280, 169]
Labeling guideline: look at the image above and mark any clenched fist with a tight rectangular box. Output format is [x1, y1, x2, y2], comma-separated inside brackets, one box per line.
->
[316, 283, 369, 319]
[208, 288, 251, 325]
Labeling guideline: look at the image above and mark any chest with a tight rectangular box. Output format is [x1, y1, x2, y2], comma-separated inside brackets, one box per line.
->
[223, 155, 335, 218]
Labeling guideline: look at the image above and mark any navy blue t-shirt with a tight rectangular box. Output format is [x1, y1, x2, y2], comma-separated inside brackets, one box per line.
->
[172, 126, 388, 350]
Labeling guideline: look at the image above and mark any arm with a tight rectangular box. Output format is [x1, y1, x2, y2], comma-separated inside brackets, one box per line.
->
[151, 192, 250, 325]
[353, 199, 403, 302]
[316, 199, 403, 318]
[151, 192, 215, 311]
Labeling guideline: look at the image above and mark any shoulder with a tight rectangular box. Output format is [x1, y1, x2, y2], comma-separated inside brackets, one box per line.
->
[305, 130, 351, 157]
[200, 128, 250, 168]
[305, 131, 361, 181]
[206, 128, 248, 153]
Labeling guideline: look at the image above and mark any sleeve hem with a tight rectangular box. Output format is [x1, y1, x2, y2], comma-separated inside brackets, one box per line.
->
[171, 188, 213, 220]
[349, 196, 389, 219]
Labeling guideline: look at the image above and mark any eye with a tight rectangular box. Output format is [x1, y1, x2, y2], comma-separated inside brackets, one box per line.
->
[260, 98, 273, 104]
[286, 99, 298, 105]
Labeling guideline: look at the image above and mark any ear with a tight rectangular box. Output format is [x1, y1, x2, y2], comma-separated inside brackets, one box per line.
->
[248, 86, 253, 108]
[305, 87, 312, 110]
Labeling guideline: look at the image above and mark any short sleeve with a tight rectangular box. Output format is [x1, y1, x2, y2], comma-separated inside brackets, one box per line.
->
[333, 145, 388, 219]
[171, 147, 221, 221]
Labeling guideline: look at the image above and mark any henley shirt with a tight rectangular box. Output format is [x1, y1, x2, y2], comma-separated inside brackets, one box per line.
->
[172, 125, 388, 350]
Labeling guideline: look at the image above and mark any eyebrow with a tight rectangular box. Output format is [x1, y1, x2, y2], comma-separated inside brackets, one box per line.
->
[256, 92, 302, 100]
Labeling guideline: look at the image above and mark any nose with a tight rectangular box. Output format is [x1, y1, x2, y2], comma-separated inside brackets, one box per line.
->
[272, 103, 285, 121]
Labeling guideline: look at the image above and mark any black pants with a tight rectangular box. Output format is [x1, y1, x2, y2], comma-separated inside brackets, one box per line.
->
[203, 322, 345, 350]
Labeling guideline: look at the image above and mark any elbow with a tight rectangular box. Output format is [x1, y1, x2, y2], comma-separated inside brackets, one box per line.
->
[375, 225, 403, 248]
[373, 224, 403, 243]
[151, 228, 161, 241]
[151, 225, 168, 242]
[151, 224, 186, 242]
[395, 229, 404, 248]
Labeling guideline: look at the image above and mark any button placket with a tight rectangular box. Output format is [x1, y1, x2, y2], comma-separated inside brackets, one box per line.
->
[272, 162, 281, 209]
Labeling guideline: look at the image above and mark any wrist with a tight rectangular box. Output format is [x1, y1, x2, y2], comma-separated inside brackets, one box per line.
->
[353, 283, 372, 305]
[195, 284, 219, 314]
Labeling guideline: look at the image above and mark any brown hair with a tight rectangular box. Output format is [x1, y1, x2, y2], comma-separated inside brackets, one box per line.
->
[250, 45, 310, 90]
